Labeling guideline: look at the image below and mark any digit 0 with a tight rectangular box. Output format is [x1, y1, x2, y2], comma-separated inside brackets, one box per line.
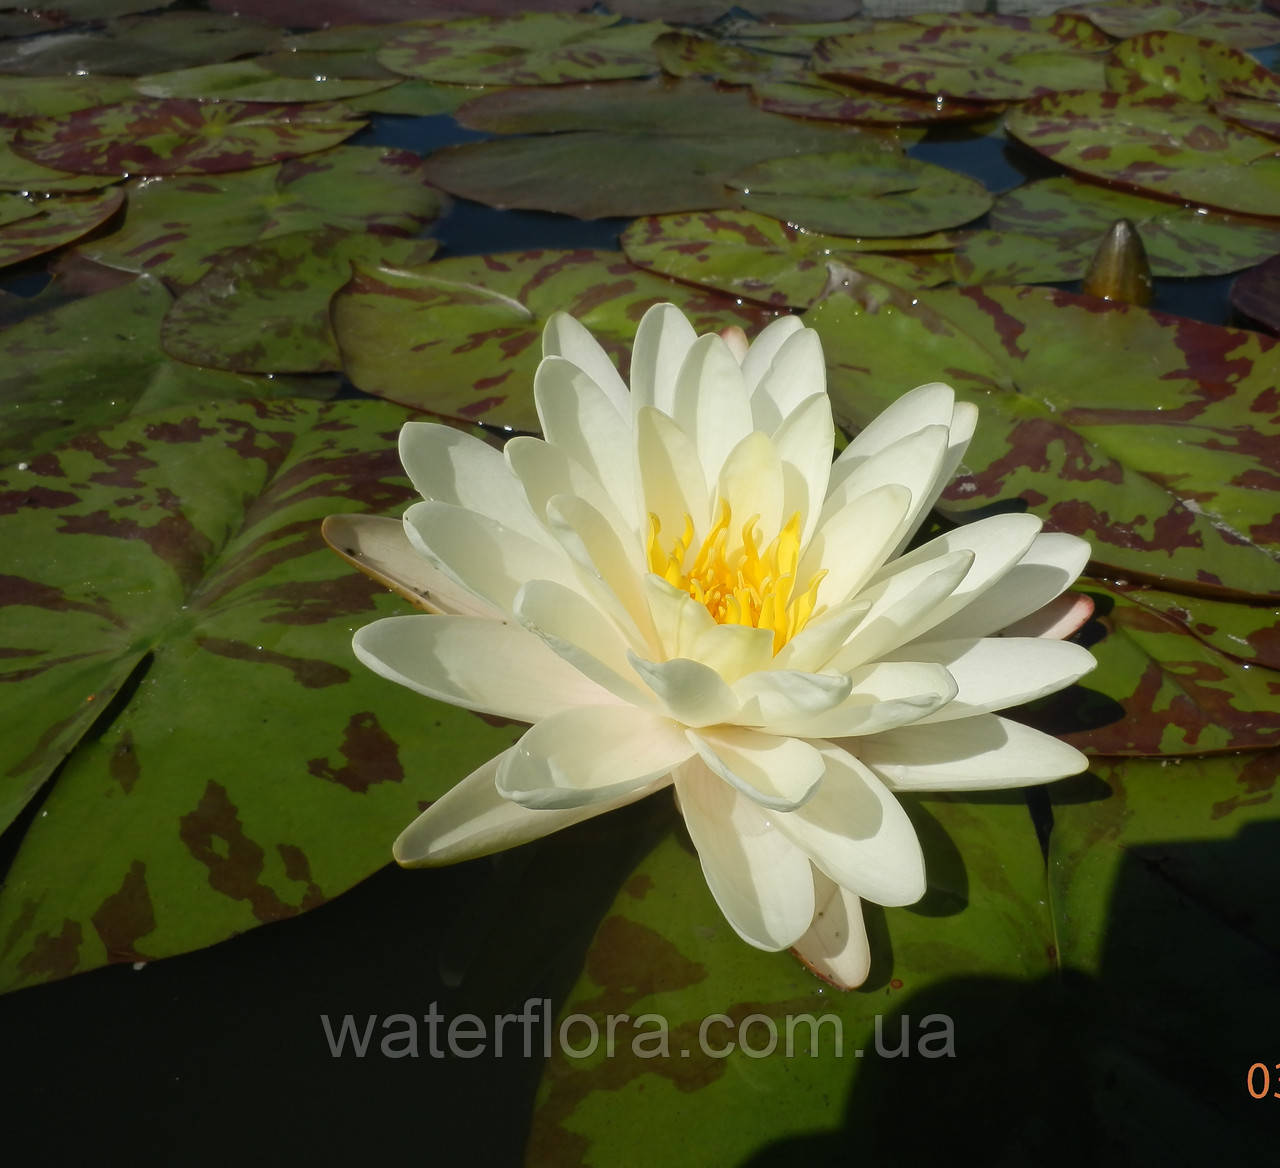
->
[1247, 1063, 1273, 1099]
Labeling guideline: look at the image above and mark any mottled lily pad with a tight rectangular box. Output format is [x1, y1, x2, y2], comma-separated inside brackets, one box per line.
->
[331, 249, 774, 431]
[161, 229, 440, 374]
[13, 100, 365, 178]
[1214, 95, 1280, 141]
[134, 60, 398, 104]
[654, 30, 805, 84]
[1230, 251, 1280, 334]
[809, 274, 1280, 599]
[1111, 582, 1280, 670]
[1070, 0, 1280, 50]
[0, 137, 114, 194]
[378, 13, 665, 85]
[622, 209, 956, 308]
[0, 188, 123, 270]
[0, 194, 42, 229]
[1105, 30, 1280, 102]
[0, 76, 138, 127]
[77, 146, 443, 284]
[0, 397, 521, 992]
[729, 148, 993, 237]
[1006, 90, 1280, 216]
[752, 74, 996, 125]
[814, 15, 1111, 102]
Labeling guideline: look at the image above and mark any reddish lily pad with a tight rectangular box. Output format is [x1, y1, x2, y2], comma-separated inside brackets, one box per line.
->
[160, 229, 440, 374]
[377, 14, 666, 86]
[77, 146, 444, 285]
[1105, 30, 1280, 102]
[0, 137, 115, 194]
[622, 209, 955, 308]
[752, 74, 996, 125]
[13, 99, 365, 178]
[814, 15, 1111, 103]
[0, 397, 521, 992]
[330, 249, 775, 432]
[133, 60, 398, 104]
[0, 188, 123, 270]
[808, 273, 1280, 600]
[1231, 251, 1280, 335]
[1069, 0, 1280, 50]
[729, 148, 993, 237]
[1214, 96, 1280, 141]
[1006, 90, 1280, 217]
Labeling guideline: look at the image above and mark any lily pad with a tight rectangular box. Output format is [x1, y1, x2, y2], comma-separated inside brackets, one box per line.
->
[0, 137, 116, 194]
[1111, 582, 1280, 670]
[0, 76, 138, 127]
[1069, 0, 1280, 51]
[133, 60, 398, 104]
[1214, 95, 1280, 141]
[814, 15, 1111, 102]
[808, 274, 1280, 599]
[653, 30, 805, 84]
[752, 75, 996, 125]
[1105, 30, 1280, 102]
[330, 249, 774, 432]
[160, 229, 440, 375]
[13, 100, 365, 178]
[377, 14, 666, 86]
[1230, 251, 1280, 335]
[1006, 90, 1280, 217]
[0, 188, 123, 270]
[0, 276, 337, 466]
[622, 209, 956, 308]
[77, 146, 444, 285]
[0, 397, 521, 992]
[347, 78, 483, 117]
[729, 148, 993, 237]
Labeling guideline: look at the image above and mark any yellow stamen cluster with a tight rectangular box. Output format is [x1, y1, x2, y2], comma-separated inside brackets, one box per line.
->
[647, 500, 827, 655]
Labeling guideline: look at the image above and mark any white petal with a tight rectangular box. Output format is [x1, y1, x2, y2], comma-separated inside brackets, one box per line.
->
[636, 405, 711, 540]
[911, 399, 978, 543]
[671, 333, 754, 491]
[748, 326, 826, 433]
[645, 573, 717, 659]
[628, 652, 741, 726]
[829, 381, 956, 491]
[691, 726, 826, 810]
[540, 311, 631, 416]
[683, 620, 775, 684]
[925, 531, 1091, 640]
[398, 422, 546, 545]
[772, 597, 871, 674]
[630, 302, 697, 415]
[771, 660, 957, 738]
[733, 668, 853, 728]
[353, 615, 617, 721]
[799, 483, 912, 610]
[394, 749, 652, 866]
[887, 637, 1096, 723]
[497, 705, 691, 809]
[715, 429, 784, 551]
[853, 714, 1090, 791]
[773, 393, 835, 545]
[739, 313, 804, 393]
[1003, 591, 1095, 640]
[792, 872, 870, 990]
[774, 745, 926, 906]
[675, 759, 815, 950]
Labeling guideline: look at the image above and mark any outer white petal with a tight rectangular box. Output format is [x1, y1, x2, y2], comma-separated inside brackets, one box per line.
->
[691, 726, 827, 811]
[774, 745, 927, 906]
[675, 759, 816, 950]
[497, 705, 692, 809]
[792, 872, 870, 990]
[829, 381, 956, 491]
[628, 653, 741, 727]
[772, 393, 835, 545]
[887, 637, 1097, 723]
[853, 714, 1090, 791]
[771, 661, 957, 739]
[925, 531, 1091, 640]
[748, 326, 826, 433]
[398, 422, 547, 545]
[630, 302, 698, 415]
[733, 669, 853, 729]
[394, 750, 654, 867]
[671, 333, 754, 492]
[906, 399, 978, 548]
[800, 483, 913, 611]
[739, 314, 804, 395]
[540, 311, 631, 416]
[353, 615, 618, 722]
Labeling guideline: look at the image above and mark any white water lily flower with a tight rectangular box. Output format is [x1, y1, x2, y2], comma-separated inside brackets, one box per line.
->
[349, 303, 1095, 989]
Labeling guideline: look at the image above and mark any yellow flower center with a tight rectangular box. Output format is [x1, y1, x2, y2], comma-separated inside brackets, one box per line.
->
[646, 500, 827, 655]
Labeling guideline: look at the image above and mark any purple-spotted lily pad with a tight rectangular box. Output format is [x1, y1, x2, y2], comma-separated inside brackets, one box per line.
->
[1231, 251, 1280, 334]
[752, 74, 996, 125]
[1105, 30, 1280, 102]
[730, 148, 993, 237]
[0, 397, 521, 992]
[1069, 0, 1280, 50]
[1214, 95, 1280, 141]
[0, 188, 123, 270]
[0, 137, 115, 194]
[330, 249, 775, 431]
[808, 273, 1280, 599]
[133, 60, 398, 104]
[814, 15, 1111, 103]
[0, 76, 138, 127]
[161, 229, 440, 374]
[13, 99, 365, 178]
[377, 13, 666, 86]
[622, 208, 956, 307]
[77, 146, 443, 284]
[654, 30, 807, 84]
[1006, 90, 1280, 217]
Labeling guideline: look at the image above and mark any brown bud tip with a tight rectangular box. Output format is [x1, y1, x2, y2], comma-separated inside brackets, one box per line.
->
[1081, 218, 1154, 307]
[718, 325, 749, 362]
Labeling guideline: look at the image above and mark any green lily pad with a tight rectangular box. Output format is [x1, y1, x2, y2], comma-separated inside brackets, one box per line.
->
[0, 137, 115, 194]
[0, 194, 43, 229]
[77, 145, 444, 285]
[621, 209, 955, 308]
[0, 397, 520, 993]
[1070, 0, 1280, 51]
[808, 274, 1280, 599]
[1005, 90, 1280, 217]
[0, 276, 337, 466]
[814, 15, 1110, 103]
[0, 188, 123, 270]
[1105, 30, 1280, 102]
[377, 13, 665, 86]
[653, 30, 805, 84]
[331, 249, 774, 432]
[252, 48, 401, 82]
[1111, 582, 1280, 670]
[347, 78, 484, 116]
[13, 99, 365, 178]
[160, 229, 440, 375]
[729, 148, 993, 237]
[0, 76, 138, 126]
[133, 60, 398, 104]
[1230, 252, 1280, 335]
[1214, 96, 1280, 141]
[977, 176, 1280, 279]
[752, 74, 996, 125]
